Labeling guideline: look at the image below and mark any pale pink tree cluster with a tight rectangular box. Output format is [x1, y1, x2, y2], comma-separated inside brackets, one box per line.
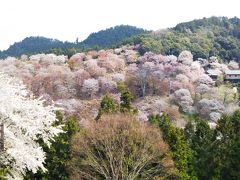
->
[97, 54, 125, 72]
[209, 56, 219, 63]
[173, 89, 195, 114]
[29, 54, 67, 65]
[197, 74, 215, 86]
[68, 53, 86, 70]
[123, 49, 138, 63]
[135, 98, 167, 118]
[111, 73, 125, 83]
[86, 50, 98, 59]
[171, 74, 194, 92]
[209, 62, 228, 72]
[196, 84, 211, 99]
[228, 60, 239, 70]
[55, 99, 82, 116]
[84, 59, 106, 78]
[98, 77, 117, 94]
[81, 78, 99, 98]
[178, 50, 193, 65]
[197, 98, 224, 122]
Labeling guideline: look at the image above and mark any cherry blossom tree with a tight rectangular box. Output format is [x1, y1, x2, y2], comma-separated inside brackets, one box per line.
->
[197, 98, 224, 121]
[98, 77, 117, 94]
[178, 50, 193, 65]
[196, 84, 211, 99]
[197, 74, 214, 86]
[84, 59, 106, 78]
[228, 60, 239, 70]
[134, 62, 156, 97]
[111, 73, 125, 83]
[0, 73, 62, 179]
[68, 53, 86, 70]
[81, 78, 99, 98]
[173, 89, 195, 114]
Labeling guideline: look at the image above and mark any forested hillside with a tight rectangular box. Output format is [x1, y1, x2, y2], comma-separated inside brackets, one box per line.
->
[1, 17, 239, 61]
[0, 25, 145, 58]
[1, 16, 240, 179]
[124, 16, 240, 61]
[0, 36, 76, 58]
[82, 25, 146, 48]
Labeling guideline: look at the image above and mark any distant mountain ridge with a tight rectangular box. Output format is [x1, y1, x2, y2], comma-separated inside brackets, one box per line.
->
[0, 25, 146, 58]
[1, 17, 240, 61]
[82, 25, 147, 48]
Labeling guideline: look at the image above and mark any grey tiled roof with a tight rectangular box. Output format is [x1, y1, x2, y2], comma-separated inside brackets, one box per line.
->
[225, 70, 240, 75]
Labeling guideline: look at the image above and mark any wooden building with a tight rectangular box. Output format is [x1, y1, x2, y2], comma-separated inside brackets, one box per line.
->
[224, 70, 240, 81]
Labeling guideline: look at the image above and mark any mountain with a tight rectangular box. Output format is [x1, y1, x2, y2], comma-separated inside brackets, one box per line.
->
[124, 16, 240, 61]
[82, 25, 146, 48]
[0, 25, 146, 58]
[1, 17, 239, 61]
[0, 36, 76, 58]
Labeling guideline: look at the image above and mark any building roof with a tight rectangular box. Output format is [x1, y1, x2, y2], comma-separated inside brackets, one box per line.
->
[225, 70, 240, 75]
[207, 69, 222, 76]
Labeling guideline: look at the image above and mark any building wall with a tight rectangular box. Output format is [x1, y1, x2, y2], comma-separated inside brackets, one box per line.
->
[225, 74, 240, 80]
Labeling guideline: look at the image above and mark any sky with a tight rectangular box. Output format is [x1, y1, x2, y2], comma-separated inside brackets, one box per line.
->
[0, 0, 239, 50]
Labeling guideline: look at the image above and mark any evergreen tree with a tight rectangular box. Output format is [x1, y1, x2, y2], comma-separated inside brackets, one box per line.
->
[185, 118, 216, 179]
[149, 114, 197, 179]
[96, 94, 119, 120]
[117, 82, 138, 114]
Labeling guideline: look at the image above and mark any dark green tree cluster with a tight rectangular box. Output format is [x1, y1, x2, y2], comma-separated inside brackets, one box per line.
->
[0, 25, 145, 59]
[0, 36, 77, 58]
[149, 114, 196, 180]
[25, 111, 80, 180]
[96, 94, 119, 120]
[150, 110, 240, 180]
[117, 82, 138, 114]
[96, 83, 138, 120]
[82, 25, 146, 48]
[185, 111, 240, 179]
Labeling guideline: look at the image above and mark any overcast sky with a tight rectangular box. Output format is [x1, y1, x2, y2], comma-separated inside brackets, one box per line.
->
[0, 0, 239, 50]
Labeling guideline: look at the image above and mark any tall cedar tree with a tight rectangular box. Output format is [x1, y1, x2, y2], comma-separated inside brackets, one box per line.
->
[149, 114, 197, 180]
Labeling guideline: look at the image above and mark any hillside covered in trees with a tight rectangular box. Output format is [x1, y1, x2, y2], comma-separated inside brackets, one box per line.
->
[0, 16, 240, 179]
[1, 17, 240, 62]
[124, 16, 240, 61]
[0, 25, 146, 58]
[82, 25, 146, 48]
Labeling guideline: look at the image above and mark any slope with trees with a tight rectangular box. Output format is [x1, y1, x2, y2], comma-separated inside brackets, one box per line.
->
[82, 25, 146, 48]
[0, 25, 146, 58]
[124, 16, 240, 61]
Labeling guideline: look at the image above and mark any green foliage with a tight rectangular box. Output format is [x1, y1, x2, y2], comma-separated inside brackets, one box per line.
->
[96, 94, 119, 120]
[184, 112, 240, 180]
[82, 25, 146, 48]
[25, 111, 80, 180]
[124, 16, 240, 61]
[0, 168, 8, 180]
[149, 114, 196, 179]
[0, 36, 77, 58]
[138, 36, 163, 55]
[213, 111, 240, 179]
[184, 118, 216, 179]
[117, 82, 138, 114]
[0, 25, 145, 58]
